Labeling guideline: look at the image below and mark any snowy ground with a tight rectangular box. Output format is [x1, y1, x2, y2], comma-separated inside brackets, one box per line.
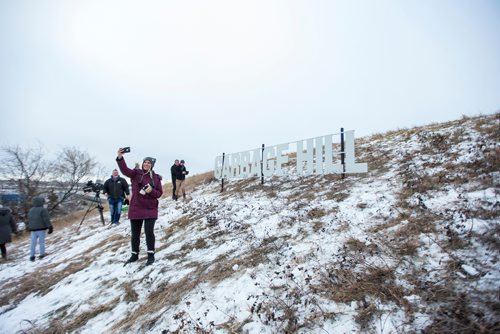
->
[0, 113, 498, 333]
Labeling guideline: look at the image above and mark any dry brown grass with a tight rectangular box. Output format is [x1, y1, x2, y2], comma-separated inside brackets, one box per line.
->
[180, 237, 208, 252]
[314, 264, 407, 307]
[424, 297, 500, 334]
[344, 238, 379, 254]
[162, 171, 216, 199]
[8, 113, 500, 333]
[12, 319, 67, 334]
[354, 301, 380, 332]
[38, 297, 120, 333]
[10, 205, 108, 244]
[112, 239, 277, 332]
[162, 214, 197, 241]
[0, 256, 94, 307]
[121, 282, 139, 303]
[86, 233, 128, 253]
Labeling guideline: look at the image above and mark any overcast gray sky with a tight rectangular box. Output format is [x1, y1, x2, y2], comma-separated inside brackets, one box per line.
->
[1, 0, 499, 179]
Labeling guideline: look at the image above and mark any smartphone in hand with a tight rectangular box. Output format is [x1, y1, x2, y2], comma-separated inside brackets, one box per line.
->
[122, 147, 131, 153]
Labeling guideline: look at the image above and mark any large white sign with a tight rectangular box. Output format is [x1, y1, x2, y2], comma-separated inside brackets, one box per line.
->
[214, 130, 367, 179]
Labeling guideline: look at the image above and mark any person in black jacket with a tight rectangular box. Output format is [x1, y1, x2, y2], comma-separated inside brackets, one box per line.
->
[170, 159, 180, 200]
[0, 205, 17, 260]
[174, 159, 189, 200]
[103, 169, 130, 225]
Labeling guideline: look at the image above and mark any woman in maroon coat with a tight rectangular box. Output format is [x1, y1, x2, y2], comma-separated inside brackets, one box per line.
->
[117, 148, 163, 266]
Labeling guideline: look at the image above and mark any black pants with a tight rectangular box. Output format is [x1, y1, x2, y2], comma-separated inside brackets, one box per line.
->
[0, 244, 6, 258]
[172, 179, 177, 197]
[130, 219, 156, 254]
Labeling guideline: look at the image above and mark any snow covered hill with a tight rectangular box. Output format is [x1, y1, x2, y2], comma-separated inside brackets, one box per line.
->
[0, 113, 498, 334]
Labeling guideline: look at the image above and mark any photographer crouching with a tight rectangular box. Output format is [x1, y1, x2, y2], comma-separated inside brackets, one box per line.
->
[102, 169, 130, 226]
[116, 148, 163, 266]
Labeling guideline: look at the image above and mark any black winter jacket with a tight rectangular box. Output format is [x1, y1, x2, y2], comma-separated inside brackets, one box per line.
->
[170, 164, 177, 182]
[174, 165, 188, 181]
[103, 176, 130, 199]
[0, 207, 17, 244]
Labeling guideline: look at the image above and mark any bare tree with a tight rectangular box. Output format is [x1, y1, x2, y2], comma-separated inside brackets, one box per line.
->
[48, 147, 98, 212]
[0, 144, 99, 218]
[0, 144, 51, 219]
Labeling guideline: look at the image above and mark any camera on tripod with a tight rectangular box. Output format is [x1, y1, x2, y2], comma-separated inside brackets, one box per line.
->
[83, 180, 104, 194]
[78, 180, 106, 230]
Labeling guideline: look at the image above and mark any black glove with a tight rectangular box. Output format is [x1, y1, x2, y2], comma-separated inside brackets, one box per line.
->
[123, 198, 129, 206]
[185, 171, 189, 175]
[48, 227, 53, 234]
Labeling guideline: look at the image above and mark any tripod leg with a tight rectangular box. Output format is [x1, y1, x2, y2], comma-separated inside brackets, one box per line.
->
[78, 204, 95, 231]
[98, 204, 105, 225]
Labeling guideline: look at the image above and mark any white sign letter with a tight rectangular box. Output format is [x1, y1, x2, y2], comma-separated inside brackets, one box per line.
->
[214, 156, 223, 179]
[262, 146, 276, 177]
[275, 143, 289, 176]
[296, 139, 314, 175]
[344, 130, 368, 173]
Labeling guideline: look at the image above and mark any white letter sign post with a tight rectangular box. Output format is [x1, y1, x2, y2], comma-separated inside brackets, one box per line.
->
[214, 129, 367, 190]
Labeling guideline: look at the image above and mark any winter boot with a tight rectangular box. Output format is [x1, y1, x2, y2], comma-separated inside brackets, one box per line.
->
[126, 252, 139, 264]
[30, 256, 35, 262]
[39, 254, 45, 259]
[146, 253, 155, 266]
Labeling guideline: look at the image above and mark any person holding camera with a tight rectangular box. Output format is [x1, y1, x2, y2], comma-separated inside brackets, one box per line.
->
[27, 196, 53, 261]
[174, 159, 189, 201]
[0, 204, 18, 261]
[103, 169, 130, 226]
[116, 148, 163, 266]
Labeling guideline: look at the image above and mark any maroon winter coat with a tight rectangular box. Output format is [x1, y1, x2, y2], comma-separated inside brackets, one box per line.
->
[116, 157, 163, 220]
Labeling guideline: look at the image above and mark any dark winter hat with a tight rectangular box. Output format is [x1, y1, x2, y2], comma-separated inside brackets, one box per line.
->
[143, 157, 156, 168]
[180, 159, 185, 163]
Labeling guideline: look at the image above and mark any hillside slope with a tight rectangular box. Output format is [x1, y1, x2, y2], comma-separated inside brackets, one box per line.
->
[0, 113, 498, 334]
